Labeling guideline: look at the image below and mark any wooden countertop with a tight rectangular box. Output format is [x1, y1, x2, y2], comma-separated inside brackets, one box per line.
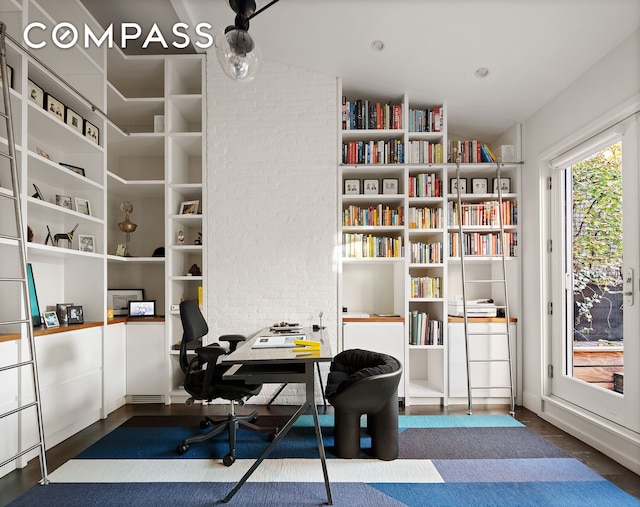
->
[448, 316, 517, 323]
[343, 316, 405, 323]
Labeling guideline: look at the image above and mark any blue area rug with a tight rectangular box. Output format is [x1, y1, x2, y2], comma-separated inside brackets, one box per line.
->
[9, 414, 639, 507]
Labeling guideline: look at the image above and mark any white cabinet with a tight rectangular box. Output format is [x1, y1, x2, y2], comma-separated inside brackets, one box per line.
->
[448, 321, 516, 401]
[103, 321, 126, 415]
[125, 323, 166, 401]
[342, 320, 405, 396]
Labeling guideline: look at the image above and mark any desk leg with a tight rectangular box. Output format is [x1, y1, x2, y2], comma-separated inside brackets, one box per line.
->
[308, 365, 333, 505]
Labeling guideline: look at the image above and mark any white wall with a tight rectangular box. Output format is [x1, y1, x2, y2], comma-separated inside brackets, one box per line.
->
[206, 57, 338, 403]
[521, 28, 640, 471]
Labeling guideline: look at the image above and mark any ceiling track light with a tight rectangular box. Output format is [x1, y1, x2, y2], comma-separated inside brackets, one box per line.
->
[215, 0, 280, 82]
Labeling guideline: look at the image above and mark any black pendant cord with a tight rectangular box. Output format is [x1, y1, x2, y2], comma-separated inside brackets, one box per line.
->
[248, 0, 280, 20]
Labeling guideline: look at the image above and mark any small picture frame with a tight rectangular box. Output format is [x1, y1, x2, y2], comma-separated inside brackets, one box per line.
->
[344, 179, 360, 195]
[65, 107, 84, 134]
[43, 310, 60, 329]
[56, 194, 72, 209]
[115, 244, 127, 257]
[59, 163, 85, 177]
[363, 179, 379, 195]
[28, 80, 44, 108]
[36, 147, 52, 160]
[75, 197, 91, 216]
[450, 178, 467, 195]
[45, 94, 65, 121]
[492, 177, 511, 193]
[84, 120, 99, 145]
[68, 305, 84, 325]
[56, 303, 73, 325]
[472, 178, 488, 194]
[179, 200, 199, 215]
[78, 234, 95, 252]
[0, 64, 13, 89]
[32, 183, 44, 200]
[382, 178, 399, 195]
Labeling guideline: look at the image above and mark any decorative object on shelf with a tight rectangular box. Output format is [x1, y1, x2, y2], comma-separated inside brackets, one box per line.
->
[214, 0, 280, 81]
[27, 226, 33, 242]
[152, 247, 165, 257]
[55, 303, 73, 325]
[44, 225, 53, 246]
[493, 177, 511, 193]
[56, 194, 72, 209]
[53, 223, 78, 248]
[43, 311, 60, 329]
[60, 163, 85, 176]
[383, 179, 399, 195]
[36, 147, 52, 160]
[78, 234, 95, 252]
[194, 232, 202, 245]
[188, 264, 202, 276]
[344, 179, 360, 195]
[45, 93, 64, 121]
[154, 115, 164, 133]
[68, 306, 84, 324]
[179, 200, 199, 214]
[75, 197, 91, 216]
[471, 178, 488, 194]
[83, 119, 99, 145]
[118, 201, 137, 255]
[450, 178, 467, 194]
[115, 244, 127, 257]
[27, 80, 44, 107]
[26, 263, 41, 327]
[65, 107, 84, 134]
[107, 288, 144, 316]
[32, 183, 44, 200]
[106, 308, 114, 320]
[178, 230, 185, 244]
[363, 179, 379, 195]
[0, 63, 13, 88]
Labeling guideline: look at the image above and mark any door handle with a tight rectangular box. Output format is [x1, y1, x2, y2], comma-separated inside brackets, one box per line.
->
[624, 267, 634, 306]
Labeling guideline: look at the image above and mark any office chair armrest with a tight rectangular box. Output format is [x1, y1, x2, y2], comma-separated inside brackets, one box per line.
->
[195, 344, 227, 365]
[219, 334, 247, 352]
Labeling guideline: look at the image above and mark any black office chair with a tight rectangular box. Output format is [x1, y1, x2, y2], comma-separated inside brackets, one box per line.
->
[176, 300, 277, 466]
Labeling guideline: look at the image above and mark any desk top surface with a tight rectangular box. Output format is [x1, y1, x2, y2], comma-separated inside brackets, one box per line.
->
[221, 327, 333, 365]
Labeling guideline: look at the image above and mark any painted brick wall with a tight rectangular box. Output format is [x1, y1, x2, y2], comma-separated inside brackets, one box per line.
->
[206, 57, 338, 404]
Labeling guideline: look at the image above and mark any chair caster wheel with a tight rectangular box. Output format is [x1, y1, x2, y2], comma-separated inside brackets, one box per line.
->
[268, 429, 279, 442]
[223, 453, 235, 466]
[176, 443, 190, 455]
[200, 419, 212, 429]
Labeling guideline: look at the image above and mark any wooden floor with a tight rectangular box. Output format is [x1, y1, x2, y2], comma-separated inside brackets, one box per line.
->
[1, 403, 638, 505]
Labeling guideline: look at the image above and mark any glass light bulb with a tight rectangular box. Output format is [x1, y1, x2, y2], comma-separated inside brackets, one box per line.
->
[215, 27, 262, 81]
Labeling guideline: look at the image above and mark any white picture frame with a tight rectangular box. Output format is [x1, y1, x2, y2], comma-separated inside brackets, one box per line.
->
[179, 200, 199, 215]
[56, 195, 72, 209]
[43, 310, 60, 329]
[382, 178, 399, 194]
[450, 178, 467, 195]
[344, 179, 360, 195]
[78, 234, 95, 252]
[75, 197, 91, 216]
[363, 179, 379, 195]
[472, 178, 488, 194]
[493, 177, 511, 193]
[107, 288, 144, 316]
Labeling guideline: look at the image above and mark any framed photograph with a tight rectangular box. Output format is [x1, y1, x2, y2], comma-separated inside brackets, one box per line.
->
[179, 200, 199, 215]
[43, 310, 60, 329]
[450, 177, 467, 195]
[107, 288, 145, 316]
[344, 179, 360, 195]
[56, 194, 72, 209]
[45, 94, 65, 121]
[59, 162, 85, 177]
[472, 178, 488, 194]
[65, 107, 84, 134]
[56, 303, 73, 325]
[382, 178, 399, 195]
[28, 80, 44, 108]
[84, 119, 99, 145]
[75, 197, 91, 216]
[492, 177, 511, 193]
[363, 179, 379, 195]
[68, 305, 84, 324]
[115, 244, 127, 257]
[36, 147, 52, 160]
[32, 183, 44, 200]
[78, 234, 95, 252]
[0, 64, 13, 89]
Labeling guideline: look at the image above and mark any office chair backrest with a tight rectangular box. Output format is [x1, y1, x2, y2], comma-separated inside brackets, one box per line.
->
[179, 300, 209, 372]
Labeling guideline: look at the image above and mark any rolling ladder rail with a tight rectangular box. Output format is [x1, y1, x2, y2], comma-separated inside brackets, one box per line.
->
[454, 158, 515, 416]
[0, 23, 49, 483]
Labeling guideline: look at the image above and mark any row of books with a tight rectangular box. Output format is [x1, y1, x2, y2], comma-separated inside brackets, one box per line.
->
[407, 206, 443, 229]
[408, 107, 443, 133]
[409, 241, 443, 264]
[409, 311, 443, 346]
[447, 140, 496, 163]
[406, 140, 445, 164]
[342, 98, 402, 130]
[342, 140, 404, 165]
[408, 172, 443, 198]
[448, 232, 518, 257]
[447, 200, 517, 227]
[342, 205, 404, 227]
[410, 275, 442, 298]
[342, 233, 403, 258]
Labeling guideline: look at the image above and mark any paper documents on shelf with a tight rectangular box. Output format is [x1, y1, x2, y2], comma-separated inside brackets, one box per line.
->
[252, 334, 306, 349]
[448, 298, 497, 317]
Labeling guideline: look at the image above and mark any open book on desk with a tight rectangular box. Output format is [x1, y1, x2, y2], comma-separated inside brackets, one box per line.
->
[252, 334, 306, 349]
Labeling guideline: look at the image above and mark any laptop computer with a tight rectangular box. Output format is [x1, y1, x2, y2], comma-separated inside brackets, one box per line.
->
[128, 300, 156, 318]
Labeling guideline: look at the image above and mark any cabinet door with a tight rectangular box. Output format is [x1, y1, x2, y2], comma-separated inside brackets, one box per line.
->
[126, 323, 166, 396]
[448, 322, 515, 399]
[104, 322, 126, 414]
[342, 321, 405, 396]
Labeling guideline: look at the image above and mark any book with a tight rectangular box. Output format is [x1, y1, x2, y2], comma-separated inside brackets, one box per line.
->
[252, 334, 306, 349]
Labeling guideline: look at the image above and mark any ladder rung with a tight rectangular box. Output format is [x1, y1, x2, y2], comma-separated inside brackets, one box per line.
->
[464, 279, 506, 284]
[0, 359, 34, 373]
[470, 386, 512, 390]
[0, 232, 21, 241]
[0, 110, 8, 120]
[469, 359, 510, 363]
[0, 318, 31, 327]
[0, 150, 14, 160]
[0, 399, 38, 420]
[467, 332, 509, 336]
[0, 276, 27, 283]
[0, 442, 43, 469]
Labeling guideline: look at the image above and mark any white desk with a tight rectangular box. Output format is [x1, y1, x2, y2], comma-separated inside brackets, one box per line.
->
[220, 327, 333, 504]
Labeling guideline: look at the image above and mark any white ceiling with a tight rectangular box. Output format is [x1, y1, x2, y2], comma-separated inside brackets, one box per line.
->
[83, 0, 640, 142]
